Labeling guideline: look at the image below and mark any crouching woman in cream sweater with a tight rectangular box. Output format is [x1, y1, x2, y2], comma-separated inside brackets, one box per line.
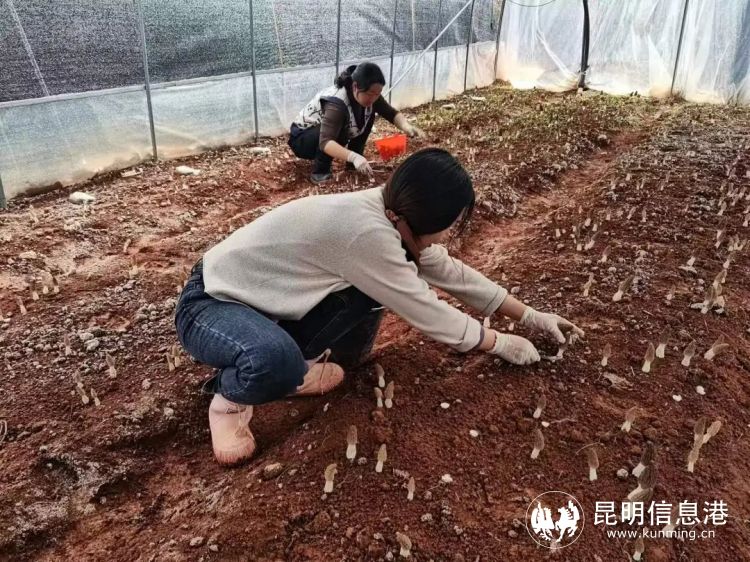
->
[175, 148, 583, 466]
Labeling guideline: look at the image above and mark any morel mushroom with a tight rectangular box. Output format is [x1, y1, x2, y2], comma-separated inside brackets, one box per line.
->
[531, 428, 544, 459]
[375, 444, 387, 473]
[171, 344, 182, 368]
[582, 273, 594, 297]
[323, 463, 337, 493]
[533, 394, 546, 419]
[633, 536, 645, 561]
[64, 333, 72, 356]
[662, 504, 679, 534]
[679, 255, 697, 274]
[632, 442, 655, 477]
[346, 425, 358, 461]
[601, 343, 612, 367]
[715, 229, 725, 249]
[586, 448, 599, 481]
[374, 387, 384, 409]
[681, 341, 696, 367]
[621, 406, 638, 433]
[384, 381, 394, 409]
[713, 269, 727, 288]
[76, 385, 90, 405]
[612, 275, 634, 302]
[17, 297, 27, 316]
[375, 363, 386, 388]
[697, 284, 718, 314]
[599, 245, 610, 264]
[407, 477, 415, 501]
[627, 464, 657, 500]
[702, 420, 722, 444]
[624, 487, 654, 509]
[166, 352, 175, 372]
[693, 417, 707, 446]
[105, 353, 116, 378]
[704, 335, 729, 360]
[90, 388, 101, 407]
[642, 342, 656, 373]
[655, 329, 669, 359]
[396, 532, 412, 558]
[687, 443, 701, 473]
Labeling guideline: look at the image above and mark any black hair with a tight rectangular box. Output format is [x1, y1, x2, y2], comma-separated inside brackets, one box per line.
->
[335, 62, 386, 92]
[384, 148, 475, 237]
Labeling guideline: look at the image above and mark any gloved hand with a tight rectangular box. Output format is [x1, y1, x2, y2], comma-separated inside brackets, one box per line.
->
[487, 330, 540, 365]
[394, 113, 426, 138]
[347, 151, 373, 175]
[519, 307, 585, 344]
[402, 122, 426, 138]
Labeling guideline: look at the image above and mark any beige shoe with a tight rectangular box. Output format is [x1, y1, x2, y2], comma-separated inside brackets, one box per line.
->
[208, 394, 256, 466]
[293, 349, 345, 396]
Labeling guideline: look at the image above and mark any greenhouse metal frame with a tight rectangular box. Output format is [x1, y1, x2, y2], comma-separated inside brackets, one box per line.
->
[1, 0, 749, 205]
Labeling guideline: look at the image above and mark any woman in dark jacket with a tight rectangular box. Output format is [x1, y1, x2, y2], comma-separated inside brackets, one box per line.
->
[288, 61, 425, 183]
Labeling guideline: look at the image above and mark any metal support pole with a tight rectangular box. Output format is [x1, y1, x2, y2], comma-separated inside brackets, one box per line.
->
[0, 172, 6, 209]
[492, 0, 507, 81]
[335, 0, 342, 78]
[249, 0, 259, 141]
[670, 0, 690, 97]
[577, 0, 590, 89]
[384, 0, 474, 98]
[389, 0, 399, 103]
[432, 0, 442, 101]
[463, 0, 476, 92]
[135, 0, 158, 161]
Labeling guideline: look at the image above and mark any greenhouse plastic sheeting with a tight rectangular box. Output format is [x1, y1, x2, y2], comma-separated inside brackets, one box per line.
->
[673, 1, 750, 104]
[3, 0, 750, 201]
[0, 91, 153, 196]
[587, 0, 682, 98]
[495, 0, 582, 91]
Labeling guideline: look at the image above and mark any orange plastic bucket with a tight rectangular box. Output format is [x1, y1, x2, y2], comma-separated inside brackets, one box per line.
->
[374, 134, 407, 161]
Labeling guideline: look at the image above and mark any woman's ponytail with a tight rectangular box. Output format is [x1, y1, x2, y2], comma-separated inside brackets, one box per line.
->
[334, 62, 386, 91]
[334, 64, 357, 88]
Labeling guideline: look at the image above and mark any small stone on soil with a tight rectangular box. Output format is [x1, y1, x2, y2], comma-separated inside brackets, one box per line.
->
[262, 462, 284, 480]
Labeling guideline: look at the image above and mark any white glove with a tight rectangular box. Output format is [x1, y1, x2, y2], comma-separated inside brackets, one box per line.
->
[347, 152, 373, 175]
[394, 113, 426, 138]
[403, 122, 426, 138]
[520, 307, 584, 344]
[487, 330, 540, 365]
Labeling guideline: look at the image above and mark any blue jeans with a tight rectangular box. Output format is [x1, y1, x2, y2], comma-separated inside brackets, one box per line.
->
[174, 261, 383, 405]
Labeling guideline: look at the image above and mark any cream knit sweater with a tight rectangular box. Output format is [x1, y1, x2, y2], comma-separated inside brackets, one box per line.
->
[203, 187, 507, 352]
